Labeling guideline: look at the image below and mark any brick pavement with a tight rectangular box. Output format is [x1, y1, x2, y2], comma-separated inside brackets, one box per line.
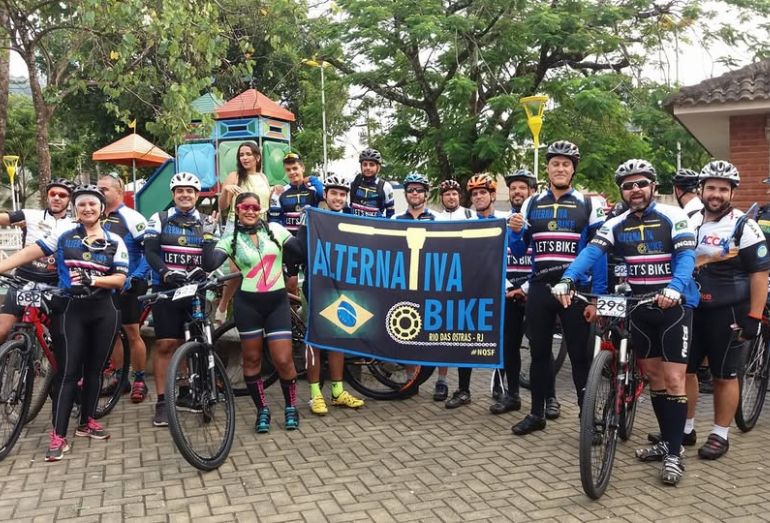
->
[1, 362, 769, 522]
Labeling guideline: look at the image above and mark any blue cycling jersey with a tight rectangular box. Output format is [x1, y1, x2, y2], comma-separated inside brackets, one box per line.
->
[268, 176, 325, 234]
[101, 204, 148, 279]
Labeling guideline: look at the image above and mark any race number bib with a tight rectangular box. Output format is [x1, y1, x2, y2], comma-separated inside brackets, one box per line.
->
[596, 295, 627, 318]
[172, 284, 197, 301]
[16, 289, 42, 307]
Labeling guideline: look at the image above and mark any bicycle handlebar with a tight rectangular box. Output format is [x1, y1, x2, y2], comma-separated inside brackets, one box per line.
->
[138, 271, 241, 303]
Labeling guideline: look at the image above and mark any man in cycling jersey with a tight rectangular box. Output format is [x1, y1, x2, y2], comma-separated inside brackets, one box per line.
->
[393, 173, 438, 221]
[0, 178, 74, 342]
[686, 161, 769, 460]
[350, 148, 395, 218]
[144, 172, 217, 427]
[490, 169, 538, 415]
[432, 179, 474, 400]
[268, 152, 325, 233]
[97, 174, 151, 403]
[443, 174, 508, 409]
[294, 175, 365, 414]
[672, 169, 704, 219]
[508, 141, 606, 435]
[552, 159, 699, 486]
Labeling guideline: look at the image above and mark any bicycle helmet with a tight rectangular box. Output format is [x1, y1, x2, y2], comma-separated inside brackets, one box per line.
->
[46, 177, 75, 194]
[169, 171, 202, 191]
[439, 179, 462, 194]
[699, 160, 740, 187]
[672, 169, 700, 192]
[504, 169, 537, 189]
[402, 173, 430, 190]
[466, 173, 496, 193]
[72, 184, 106, 209]
[358, 148, 383, 165]
[324, 174, 351, 192]
[614, 159, 657, 185]
[545, 140, 581, 167]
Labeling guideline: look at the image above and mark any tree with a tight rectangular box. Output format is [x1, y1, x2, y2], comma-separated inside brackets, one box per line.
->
[1, 1, 244, 197]
[317, 0, 768, 185]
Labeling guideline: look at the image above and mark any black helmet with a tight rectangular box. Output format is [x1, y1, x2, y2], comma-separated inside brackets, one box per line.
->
[504, 169, 537, 189]
[46, 178, 75, 194]
[358, 148, 382, 165]
[614, 159, 657, 185]
[546, 140, 580, 168]
[672, 169, 700, 192]
[72, 184, 106, 208]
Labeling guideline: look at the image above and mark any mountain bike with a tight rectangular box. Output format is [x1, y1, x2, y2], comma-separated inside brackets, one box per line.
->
[576, 288, 654, 500]
[140, 272, 240, 471]
[735, 296, 770, 432]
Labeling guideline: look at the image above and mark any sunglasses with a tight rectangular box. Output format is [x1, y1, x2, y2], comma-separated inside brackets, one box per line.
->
[48, 190, 70, 199]
[283, 152, 301, 161]
[81, 237, 108, 252]
[620, 179, 652, 191]
[236, 203, 261, 213]
[405, 187, 427, 194]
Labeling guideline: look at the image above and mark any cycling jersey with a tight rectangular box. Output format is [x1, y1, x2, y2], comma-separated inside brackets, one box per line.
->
[682, 197, 704, 219]
[350, 174, 395, 218]
[511, 189, 606, 288]
[757, 204, 770, 245]
[268, 176, 325, 234]
[392, 208, 438, 220]
[435, 207, 474, 220]
[564, 201, 699, 306]
[8, 209, 74, 284]
[144, 208, 210, 286]
[101, 204, 148, 278]
[213, 223, 295, 293]
[692, 208, 770, 308]
[36, 224, 129, 297]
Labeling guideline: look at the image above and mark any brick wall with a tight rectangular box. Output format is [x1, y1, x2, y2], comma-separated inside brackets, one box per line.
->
[729, 114, 769, 211]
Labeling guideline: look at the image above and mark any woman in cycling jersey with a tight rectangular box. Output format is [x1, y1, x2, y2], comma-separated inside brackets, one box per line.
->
[0, 185, 128, 461]
[203, 192, 303, 432]
[215, 142, 272, 324]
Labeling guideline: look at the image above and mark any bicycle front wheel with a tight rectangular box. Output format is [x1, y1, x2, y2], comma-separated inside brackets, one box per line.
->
[0, 339, 34, 460]
[618, 354, 642, 441]
[736, 327, 770, 432]
[25, 328, 55, 425]
[343, 358, 434, 400]
[166, 341, 236, 471]
[95, 327, 131, 419]
[579, 349, 619, 500]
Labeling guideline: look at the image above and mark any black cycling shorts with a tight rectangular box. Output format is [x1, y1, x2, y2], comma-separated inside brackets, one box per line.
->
[0, 290, 23, 318]
[629, 304, 692, 365]
[151, 291, 194, 340]
[233, 289, 292, 341]
[689, 304, 748, 379]
[117, 279, 148, 325]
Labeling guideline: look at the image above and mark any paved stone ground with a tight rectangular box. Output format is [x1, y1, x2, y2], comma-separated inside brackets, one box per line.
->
[1, 362, 769, 522]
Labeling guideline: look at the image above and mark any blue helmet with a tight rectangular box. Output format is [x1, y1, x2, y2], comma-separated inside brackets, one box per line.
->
[403, 173, 430, 190]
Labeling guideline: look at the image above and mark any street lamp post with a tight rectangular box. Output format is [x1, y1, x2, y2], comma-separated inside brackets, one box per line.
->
[519, 95, 549, 182]
[303, 59, 330, 179]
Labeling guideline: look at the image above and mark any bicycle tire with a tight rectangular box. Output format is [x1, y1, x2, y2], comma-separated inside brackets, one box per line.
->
[736, 325, 770, 432]
[618, 353, 641, 441]
[166, 341, 235, 471]
[24, 328, 55, 425]
[0, 339, 34, 460]
[343, 359, 434, 400]
[95, 327, 131, 419]
[579, 349, 619, 500]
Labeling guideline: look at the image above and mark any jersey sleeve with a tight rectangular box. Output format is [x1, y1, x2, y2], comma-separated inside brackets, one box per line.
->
[382, 181, 395, 218]
[589, 217, 619, 252]
[8, 210, 25, 224]
[588, 197, 606, 228]
[111, 237, 130, 275]
[738, 218, 770, 272]
[35, 223, 74, 255]
[669, 208, 697, 252]
[309, 176, 325, 202]
[124, 208, 148, 240]
[269, 222, 293, 245]
[215, 232, 235, 257]
[144, 212, 162, 240]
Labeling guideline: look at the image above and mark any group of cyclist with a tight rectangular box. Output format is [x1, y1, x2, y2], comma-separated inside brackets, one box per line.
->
[0, 137, 767, 490]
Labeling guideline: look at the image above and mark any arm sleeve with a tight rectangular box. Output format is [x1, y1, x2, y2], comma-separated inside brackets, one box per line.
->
[669, 249, 696, 294]
[383, 182, 395, 218]
[111, 238, 130, 275]
[738, 219, 770, 272]
[283, 236, 304, 267]
[590, 253, 608, 294]
[507, 196, 532, 257]
[130, 256, 150, 280]
[143, 235, 167, 275]
[563, 244, 606, 283]
[8, 210, 25, 224]
[309, 176, 325, 200]
[202, 239, 229, 272]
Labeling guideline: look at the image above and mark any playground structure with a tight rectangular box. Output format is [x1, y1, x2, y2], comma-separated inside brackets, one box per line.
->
[127, 89, 295, 219]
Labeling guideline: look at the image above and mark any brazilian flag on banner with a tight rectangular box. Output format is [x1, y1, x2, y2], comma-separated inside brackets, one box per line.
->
[305, 208, 507, 368]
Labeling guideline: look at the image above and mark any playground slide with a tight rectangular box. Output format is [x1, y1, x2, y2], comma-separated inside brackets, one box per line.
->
[135, 159, 176, 219]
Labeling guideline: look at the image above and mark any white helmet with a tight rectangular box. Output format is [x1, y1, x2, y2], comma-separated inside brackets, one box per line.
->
[170, 171, 202, 191]
[324, 174, 351, 192]
[699, 160, 740, 187]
